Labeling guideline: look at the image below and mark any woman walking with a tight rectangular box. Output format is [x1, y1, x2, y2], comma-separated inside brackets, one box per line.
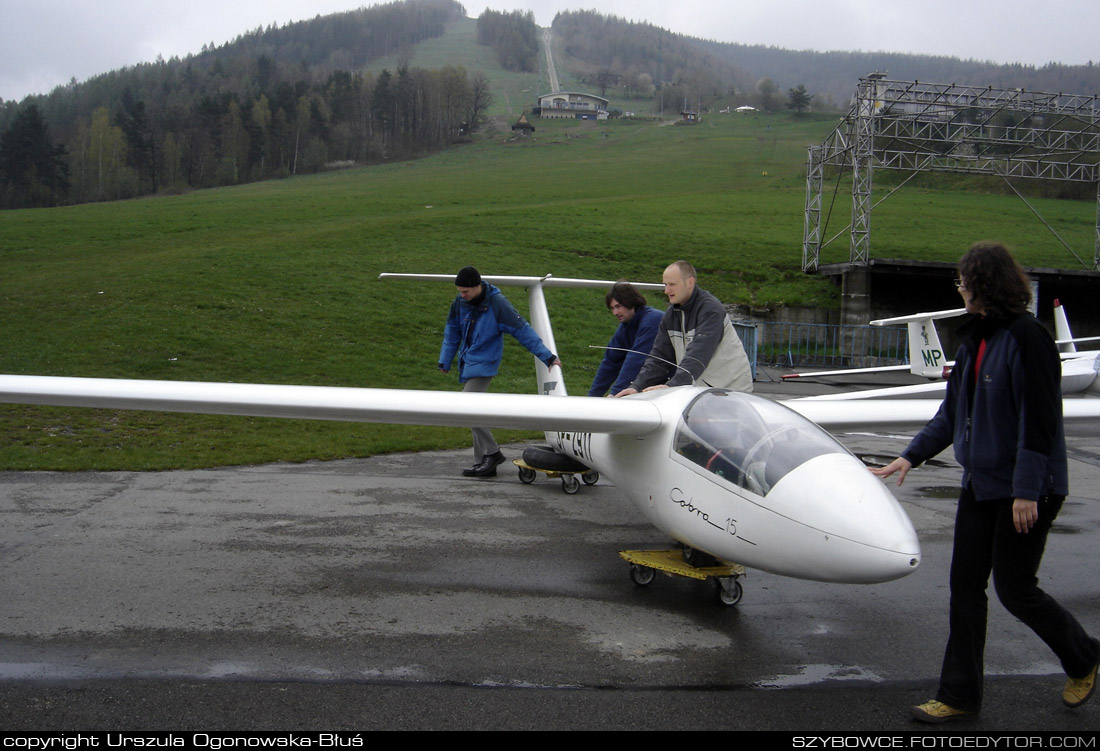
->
[873, 242, 1099, 723]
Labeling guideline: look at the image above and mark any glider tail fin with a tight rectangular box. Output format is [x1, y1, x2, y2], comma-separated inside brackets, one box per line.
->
[524, 280, 568, 397]
[906, 318, 949, 378]
[872, 308, 964, 380]
[1054, 299, 1077, 354]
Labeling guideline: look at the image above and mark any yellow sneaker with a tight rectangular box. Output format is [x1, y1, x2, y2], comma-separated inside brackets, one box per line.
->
[1063, 660, 1099, 708]
[911, 700, 973, 724]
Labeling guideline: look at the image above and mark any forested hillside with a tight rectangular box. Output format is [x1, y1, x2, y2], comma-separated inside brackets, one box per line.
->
[0, 0, 486, 208]
[476, 9, 539, 72]
[552, 10, 1100, 112]
[698, 43, 1100, 111]
[3, 2, 1098, 210]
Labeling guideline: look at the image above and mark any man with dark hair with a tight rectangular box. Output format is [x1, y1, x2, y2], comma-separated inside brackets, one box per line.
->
[615, 261, 752, 396]
[873, 242, 1099, 723]
[439, 266, 561, 477]
[588, 282, 664, 397]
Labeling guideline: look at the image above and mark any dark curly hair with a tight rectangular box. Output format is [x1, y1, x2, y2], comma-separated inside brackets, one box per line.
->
[957, 242, 1032, 320]
[605, 281, 648, 310]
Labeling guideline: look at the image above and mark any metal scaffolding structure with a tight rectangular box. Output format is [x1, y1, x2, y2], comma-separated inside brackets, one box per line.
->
[803, 74, 1100, 271]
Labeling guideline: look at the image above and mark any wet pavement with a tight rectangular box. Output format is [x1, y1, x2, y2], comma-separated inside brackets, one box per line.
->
[1, 372, 1098, 731]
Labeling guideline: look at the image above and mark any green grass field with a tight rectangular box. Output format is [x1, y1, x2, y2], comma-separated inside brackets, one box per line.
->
[1, 111, 1095, 470]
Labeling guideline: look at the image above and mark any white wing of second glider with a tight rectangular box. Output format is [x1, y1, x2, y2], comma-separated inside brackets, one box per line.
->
[788, 395, 1100, 430]
[0, 375, 664, 436]
[785, 399, 941, 430]
[792, 382, 947, 401]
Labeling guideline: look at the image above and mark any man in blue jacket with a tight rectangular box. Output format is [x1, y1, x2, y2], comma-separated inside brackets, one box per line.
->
[439, 267, 561, 478]
[588, 282, 663, 397]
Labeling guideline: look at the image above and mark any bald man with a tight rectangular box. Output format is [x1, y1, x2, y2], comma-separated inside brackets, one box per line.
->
[615, 261, 752, 396]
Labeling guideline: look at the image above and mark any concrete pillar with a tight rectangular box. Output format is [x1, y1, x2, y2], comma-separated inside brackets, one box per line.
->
[841, 266, 872, 366]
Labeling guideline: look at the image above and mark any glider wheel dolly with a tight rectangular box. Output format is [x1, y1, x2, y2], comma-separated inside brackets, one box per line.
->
[619, 545, 747, 606]
[514, 445, 599, 495]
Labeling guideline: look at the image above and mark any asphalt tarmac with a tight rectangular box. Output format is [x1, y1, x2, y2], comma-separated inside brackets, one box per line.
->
[1, 371, 1098, 731]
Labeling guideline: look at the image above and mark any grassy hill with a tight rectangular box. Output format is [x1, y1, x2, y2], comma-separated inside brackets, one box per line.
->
[2, 110, 1095, 470]
[364, 18, 546, 121]
[363, 17, 665, 121]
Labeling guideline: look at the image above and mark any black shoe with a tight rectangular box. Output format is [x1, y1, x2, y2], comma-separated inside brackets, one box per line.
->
[461, 463, 480, 477]
[470, 451, 505, 478]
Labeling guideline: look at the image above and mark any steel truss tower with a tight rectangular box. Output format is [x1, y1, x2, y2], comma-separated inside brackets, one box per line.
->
[803, 74, 1100, 271]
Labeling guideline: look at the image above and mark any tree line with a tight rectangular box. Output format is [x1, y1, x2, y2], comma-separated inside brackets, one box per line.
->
[0, 0, 482, 209]
[552, 9, 1100, 114]
[0, 61, 492, 210]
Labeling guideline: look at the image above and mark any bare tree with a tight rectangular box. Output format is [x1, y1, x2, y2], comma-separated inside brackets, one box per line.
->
[465, 71, 493, 133]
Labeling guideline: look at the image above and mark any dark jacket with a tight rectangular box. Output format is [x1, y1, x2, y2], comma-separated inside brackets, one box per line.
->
[588, 305, 664, 396]
[439, 283, 555, 382]
[902, 312, 1067, 501]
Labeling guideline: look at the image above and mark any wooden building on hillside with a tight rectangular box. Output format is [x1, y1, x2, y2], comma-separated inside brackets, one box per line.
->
[511, 113, 536, 136]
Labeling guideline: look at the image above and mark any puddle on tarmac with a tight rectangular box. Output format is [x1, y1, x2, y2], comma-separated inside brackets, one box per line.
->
[758, 664, 883, 688]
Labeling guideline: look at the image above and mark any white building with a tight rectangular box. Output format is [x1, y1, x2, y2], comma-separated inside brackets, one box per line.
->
[538, 92, 610, 120]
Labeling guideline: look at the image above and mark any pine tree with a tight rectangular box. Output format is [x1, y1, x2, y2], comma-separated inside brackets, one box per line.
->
[0, 104, 70, 208]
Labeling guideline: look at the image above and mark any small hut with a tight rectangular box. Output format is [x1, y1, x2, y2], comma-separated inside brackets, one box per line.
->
[511, 113, 536, 137]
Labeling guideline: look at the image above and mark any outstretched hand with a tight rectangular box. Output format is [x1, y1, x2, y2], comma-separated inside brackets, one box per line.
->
[870, 456, 912, 486]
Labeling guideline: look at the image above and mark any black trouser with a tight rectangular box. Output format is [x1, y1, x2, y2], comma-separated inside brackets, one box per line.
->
[937, 488, 1098, 711]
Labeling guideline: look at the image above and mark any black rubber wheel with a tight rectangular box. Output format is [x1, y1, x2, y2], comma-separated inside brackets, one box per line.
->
[630, 564, 656, 586]
[561, 474, 581, 494]
[522, 446, 590, 474]
[581, 470, 599, 485]
[715, 577, 743, 606]
[517, 466, 536, 484]
[682, 545, 720, 568]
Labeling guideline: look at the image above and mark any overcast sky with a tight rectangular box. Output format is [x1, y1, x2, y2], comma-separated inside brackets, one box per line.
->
[3, 0, 1098, 102]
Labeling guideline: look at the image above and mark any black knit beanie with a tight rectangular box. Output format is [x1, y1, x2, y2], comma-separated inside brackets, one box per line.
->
[455, 266, 481, 287]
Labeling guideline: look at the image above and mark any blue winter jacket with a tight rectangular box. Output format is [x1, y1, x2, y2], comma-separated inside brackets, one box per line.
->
[902, 312, 1067, 501]
[588, 305, 664, 396]
[439, 283, 556, 382]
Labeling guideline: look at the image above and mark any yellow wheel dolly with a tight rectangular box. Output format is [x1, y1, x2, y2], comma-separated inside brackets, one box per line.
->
[619, 547, 747, 606]
[513, 458, 599, 495]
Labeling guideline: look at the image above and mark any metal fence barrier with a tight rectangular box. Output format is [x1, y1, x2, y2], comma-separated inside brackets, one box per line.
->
[736, 320, 909, 371]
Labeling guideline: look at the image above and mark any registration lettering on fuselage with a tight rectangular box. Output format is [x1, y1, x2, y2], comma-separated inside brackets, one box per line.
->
[551, 431, 592, 462]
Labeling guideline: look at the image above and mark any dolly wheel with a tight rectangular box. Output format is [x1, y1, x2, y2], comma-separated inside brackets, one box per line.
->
[630, 564, 656, 586]
[581, 470, 599, 485]
[561, 474, 580, 494]
[518, 466, 536, 484]
[715, 577, 743, 606]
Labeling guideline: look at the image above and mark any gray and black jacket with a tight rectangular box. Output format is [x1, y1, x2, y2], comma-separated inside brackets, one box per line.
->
[629, 287, 752, 392]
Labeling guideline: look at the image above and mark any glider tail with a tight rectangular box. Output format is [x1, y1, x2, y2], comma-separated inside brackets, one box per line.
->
[523, 279, 568, 397]
[905, 318, 949, 378]
[872, 308, 965, 380]
[1054, 299, 1077, 354]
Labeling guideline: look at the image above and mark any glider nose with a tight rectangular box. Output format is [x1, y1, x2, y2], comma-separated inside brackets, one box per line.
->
[768, 454, 921, 583]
